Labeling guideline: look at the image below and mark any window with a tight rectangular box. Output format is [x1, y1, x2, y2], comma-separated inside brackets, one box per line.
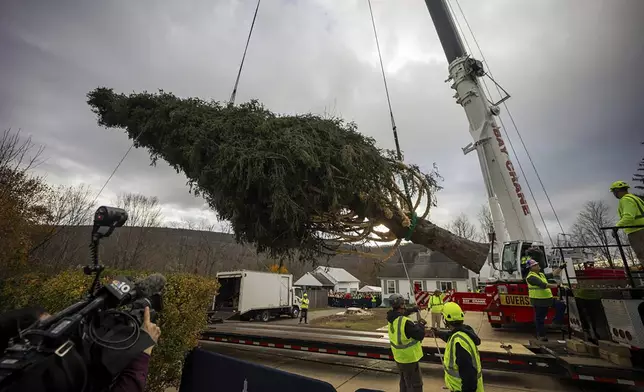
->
[440, 281, 453, 292]
[337, 288, 347, 293]
[350, 288, 357, 295]
[387, 280, 396, 294]
[502, 242, 519, 273]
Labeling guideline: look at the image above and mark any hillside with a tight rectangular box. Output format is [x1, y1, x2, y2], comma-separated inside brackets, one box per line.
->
[30, 226, 431, 285]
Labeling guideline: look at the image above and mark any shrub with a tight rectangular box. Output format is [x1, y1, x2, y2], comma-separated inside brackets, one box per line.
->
[0, 269, 218, 392]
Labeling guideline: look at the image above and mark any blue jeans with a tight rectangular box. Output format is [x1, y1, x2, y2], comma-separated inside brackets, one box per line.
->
[533, 300, 565, 338]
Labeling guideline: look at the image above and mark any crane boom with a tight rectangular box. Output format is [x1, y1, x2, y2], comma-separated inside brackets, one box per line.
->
[423, 0, 541, 245]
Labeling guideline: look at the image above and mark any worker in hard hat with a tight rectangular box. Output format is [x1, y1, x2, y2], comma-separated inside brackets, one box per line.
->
[610, 181, 644, 264]
[299, 293, 309, 324]
[525, 259, 565, 341]
[429, 290, 444, 329]
[430, 302, 484, 392]
[386, 293, 426, 392]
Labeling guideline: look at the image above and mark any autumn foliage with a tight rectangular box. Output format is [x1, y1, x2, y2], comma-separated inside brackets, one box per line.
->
[268, 263, 289, 274]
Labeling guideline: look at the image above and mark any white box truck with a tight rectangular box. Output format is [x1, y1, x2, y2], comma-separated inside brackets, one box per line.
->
[209, 270, 303, 322]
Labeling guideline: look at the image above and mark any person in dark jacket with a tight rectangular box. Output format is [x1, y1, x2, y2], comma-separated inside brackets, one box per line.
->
[386, 293, 426, 392]
[430, 302, 483, 392]
[0, 305, 160, 392]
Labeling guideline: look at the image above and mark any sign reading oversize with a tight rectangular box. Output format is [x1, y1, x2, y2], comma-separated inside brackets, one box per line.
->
[499, 294, 531, 307]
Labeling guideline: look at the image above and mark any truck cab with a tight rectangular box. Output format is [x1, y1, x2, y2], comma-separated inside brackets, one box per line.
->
[498, 240, 549, 282]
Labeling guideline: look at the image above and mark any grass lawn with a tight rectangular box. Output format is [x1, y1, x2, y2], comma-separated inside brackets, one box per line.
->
[310, 308, 389, 331]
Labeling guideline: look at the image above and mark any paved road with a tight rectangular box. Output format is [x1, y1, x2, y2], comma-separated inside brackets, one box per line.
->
[200, 341, 641, 392]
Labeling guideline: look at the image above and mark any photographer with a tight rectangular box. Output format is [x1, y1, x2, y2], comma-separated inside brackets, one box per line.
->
[0, 305, 161, 392]
[111, 306, 161, 392]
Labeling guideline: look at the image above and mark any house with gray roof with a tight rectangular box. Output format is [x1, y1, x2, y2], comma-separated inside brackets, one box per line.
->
[378, 249, 472, 303]
[294, 266, 360, 293]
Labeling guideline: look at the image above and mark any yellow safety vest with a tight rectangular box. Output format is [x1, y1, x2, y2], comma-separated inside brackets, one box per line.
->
[371, 296, 377, 302]
[388, 316, 424, 364]
[430, 295, 444, 314]
[301, 298, 309, 309]
[526, 271, 553, 299]
[443, 331, 484, 391]
[618, 194, 644, 234]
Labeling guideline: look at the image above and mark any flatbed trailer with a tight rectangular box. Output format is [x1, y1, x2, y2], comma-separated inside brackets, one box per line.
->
[200, 322, 644, 388]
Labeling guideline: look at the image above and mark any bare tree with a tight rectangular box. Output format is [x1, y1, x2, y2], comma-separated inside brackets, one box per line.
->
[0, 129, 50, 276]
[570, 200, 616, 267]
[448, 213, 478, 241]
[113, 193, 163, 268]
[117, 193, 162, 228]
[29, 184, 96, 268]
[477, 204, 494, 241]
[0, 129, 44, 174]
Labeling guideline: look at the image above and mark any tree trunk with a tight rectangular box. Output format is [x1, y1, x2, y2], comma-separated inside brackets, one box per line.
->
[381, 215, 489, 273]
[358, 198, 490, 272]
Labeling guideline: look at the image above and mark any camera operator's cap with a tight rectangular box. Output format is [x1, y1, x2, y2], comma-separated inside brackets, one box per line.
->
[526, 259, 539, 268]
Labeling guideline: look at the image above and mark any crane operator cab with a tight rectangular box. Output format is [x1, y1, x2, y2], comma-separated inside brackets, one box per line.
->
[500, 241, 549, 281]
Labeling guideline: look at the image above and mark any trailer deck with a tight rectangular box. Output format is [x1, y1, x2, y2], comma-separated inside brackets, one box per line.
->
[200, 322, 644, 387]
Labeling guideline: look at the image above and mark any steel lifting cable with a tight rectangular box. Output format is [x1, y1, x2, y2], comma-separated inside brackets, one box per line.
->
[367, 0, 414, 211]
[450, 0, 565, 241]
[230, 0, 262, 105]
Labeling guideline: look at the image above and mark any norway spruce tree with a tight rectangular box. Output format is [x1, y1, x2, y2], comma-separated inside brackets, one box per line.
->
[87, 88, 488, 272]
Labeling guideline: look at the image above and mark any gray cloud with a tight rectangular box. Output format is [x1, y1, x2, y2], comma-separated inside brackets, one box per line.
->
[1, 0, 643, 243]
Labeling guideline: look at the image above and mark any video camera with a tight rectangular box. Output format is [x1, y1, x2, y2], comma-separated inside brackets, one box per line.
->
[0, 206, 166, 392]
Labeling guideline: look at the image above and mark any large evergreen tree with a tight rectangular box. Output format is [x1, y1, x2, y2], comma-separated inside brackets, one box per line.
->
[87, 88, 489, 272]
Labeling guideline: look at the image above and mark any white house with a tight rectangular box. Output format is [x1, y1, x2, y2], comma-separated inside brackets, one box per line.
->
[378, 250, 471, 303]
[293, 270, 335, 291]
[295, 266, 360, 294]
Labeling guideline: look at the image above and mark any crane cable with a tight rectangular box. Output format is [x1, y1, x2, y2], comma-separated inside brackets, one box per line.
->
[230, 0, 262, 105]
[367, 0, 414, 210]
[49, 0, 264, 234]
[447, 0, 565, 244]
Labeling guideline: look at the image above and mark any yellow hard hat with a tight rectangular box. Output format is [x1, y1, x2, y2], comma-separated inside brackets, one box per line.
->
[442, 302, 465, 322]
[303, 293, 308, 297]
[609, 181, 630, 191]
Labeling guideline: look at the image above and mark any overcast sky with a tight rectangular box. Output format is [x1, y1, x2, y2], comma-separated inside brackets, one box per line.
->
[1, 0, 643, 243]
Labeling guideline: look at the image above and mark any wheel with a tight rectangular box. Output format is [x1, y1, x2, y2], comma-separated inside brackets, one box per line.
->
[260, 310, 271, 322]
[291, 307, 300, 319]
[491, 323, 502, 329]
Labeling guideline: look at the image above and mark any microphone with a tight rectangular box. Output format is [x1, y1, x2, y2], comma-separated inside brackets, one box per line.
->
[129, 274, 166, 324]
[132, 273, 166, 299]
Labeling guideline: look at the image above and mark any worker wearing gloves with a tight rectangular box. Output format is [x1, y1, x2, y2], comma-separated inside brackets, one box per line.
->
[387, 293, 426, 392]
[610, 181, 644, 264]
[299, 293, 309, 324]
[430, 302, 484, 392]
[525, 259, 565, 341]
[429, 290, 444, 328]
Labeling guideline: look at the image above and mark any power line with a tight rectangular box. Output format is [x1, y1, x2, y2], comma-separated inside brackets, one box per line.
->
[230, 0, 262, 105]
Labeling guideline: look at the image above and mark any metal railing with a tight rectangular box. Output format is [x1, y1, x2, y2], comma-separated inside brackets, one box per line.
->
[551, 225, 642, 288]
[600, 224, 643, 288]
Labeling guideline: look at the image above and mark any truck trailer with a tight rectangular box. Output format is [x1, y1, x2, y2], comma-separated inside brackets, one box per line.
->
[209, 270, 302, 322]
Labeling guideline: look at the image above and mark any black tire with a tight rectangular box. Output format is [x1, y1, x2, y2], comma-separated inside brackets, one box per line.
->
[260, 310, 271, 322]
[491, 323, 502, 329]
[291, 307, 300, 319]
